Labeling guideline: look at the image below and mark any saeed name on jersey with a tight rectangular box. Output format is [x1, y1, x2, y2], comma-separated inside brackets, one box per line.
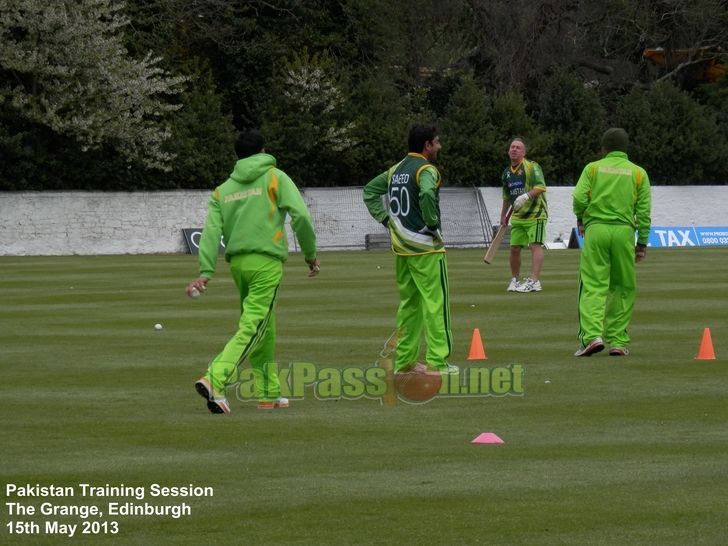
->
[6, 483, 213, 500]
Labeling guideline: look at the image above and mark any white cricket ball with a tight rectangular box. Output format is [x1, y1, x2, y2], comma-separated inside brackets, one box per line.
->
[544, 380, 551, 384]
[154, 323, 163, 331]
[190, 287, 200, 298]
[377, 266, 381, 270]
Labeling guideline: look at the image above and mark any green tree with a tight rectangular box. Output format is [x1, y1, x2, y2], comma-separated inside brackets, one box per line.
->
[440, 74, 499, 186]
[163, 67, 236, 189]
[491, 91, 552, 180]
[348, 75, 412, 184]
[538, 70, 605, 184]
[0, 0, 186, 171]
[261, 49, 357, 186]
[617, 81, 728, 184]
[695, 69, 728, 158]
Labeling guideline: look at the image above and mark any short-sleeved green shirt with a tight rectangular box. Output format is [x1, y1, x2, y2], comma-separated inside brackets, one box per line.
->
[501, 159, 547, 220]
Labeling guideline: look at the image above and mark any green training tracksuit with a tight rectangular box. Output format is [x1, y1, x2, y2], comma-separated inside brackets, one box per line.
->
[573, 151, 651, 348]
[363, 153, 452, 372]
[198, 153, 317, 401]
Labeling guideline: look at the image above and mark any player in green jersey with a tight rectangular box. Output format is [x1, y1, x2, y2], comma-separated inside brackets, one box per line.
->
[572, 128, 652, 357]
[363, 124, 457, 376]
[499, 137, 548, 293]
[187, 130, 320, 413]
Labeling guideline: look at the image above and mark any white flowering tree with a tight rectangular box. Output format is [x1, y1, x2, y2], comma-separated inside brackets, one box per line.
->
[0, 0, 186, 170]
[261, 49, 358, 186]
[280, 50, 356, 153]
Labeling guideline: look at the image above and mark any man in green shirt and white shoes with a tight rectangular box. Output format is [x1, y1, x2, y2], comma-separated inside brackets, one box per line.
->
[187, 130, 320, 413]
[363, 124, 457, 376]
[499, 137, 548, 293]
[573, 128, 651, 357]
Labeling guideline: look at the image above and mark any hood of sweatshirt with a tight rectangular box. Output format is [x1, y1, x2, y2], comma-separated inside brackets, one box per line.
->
[229, 153, 277, 184]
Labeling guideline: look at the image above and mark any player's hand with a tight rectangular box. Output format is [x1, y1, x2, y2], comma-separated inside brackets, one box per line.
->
[513, 192, 530, 211]
[306, 257, 320, 277]
[419, 225, 443, 243]
[577, 219, 585, 237]
[186, 277, 208, 297]
[635, 244, 647, 263]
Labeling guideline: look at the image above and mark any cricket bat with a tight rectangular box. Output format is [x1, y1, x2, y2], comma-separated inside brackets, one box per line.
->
[483, 206, 513, 264]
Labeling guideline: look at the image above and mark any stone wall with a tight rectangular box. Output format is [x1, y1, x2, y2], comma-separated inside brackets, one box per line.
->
[1, 187, 726, 256]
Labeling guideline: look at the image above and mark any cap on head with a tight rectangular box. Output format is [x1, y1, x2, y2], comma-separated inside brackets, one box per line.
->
[601, 128, 629, 152]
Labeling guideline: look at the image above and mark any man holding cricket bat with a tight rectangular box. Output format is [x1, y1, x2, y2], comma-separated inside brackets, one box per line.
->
[499, 137, 548, 293]
[363, 124, 457, 376]
[572, 128, 651, 357]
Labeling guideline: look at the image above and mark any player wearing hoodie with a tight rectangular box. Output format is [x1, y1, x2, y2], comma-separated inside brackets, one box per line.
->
[187, 130, 319, 413]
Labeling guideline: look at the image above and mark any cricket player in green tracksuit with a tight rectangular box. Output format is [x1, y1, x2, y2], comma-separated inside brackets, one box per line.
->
[500, 137, 548, 293]
[363, 124, 455, 374]
[572, 128, 651, 357]
[187, 130, 319, 413]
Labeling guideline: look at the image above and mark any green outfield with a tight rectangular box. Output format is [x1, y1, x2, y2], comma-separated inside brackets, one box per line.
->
[1, 249, 726, 545]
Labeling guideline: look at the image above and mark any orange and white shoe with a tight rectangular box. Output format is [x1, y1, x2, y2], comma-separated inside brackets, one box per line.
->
[257, 397, 290, 410]
[195, 377, 231, 414]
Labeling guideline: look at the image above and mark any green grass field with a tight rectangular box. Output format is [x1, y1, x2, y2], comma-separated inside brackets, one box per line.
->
[1, 249, 726, 545]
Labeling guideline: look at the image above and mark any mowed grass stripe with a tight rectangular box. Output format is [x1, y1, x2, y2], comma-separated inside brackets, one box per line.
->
[1, 248, 726, 545]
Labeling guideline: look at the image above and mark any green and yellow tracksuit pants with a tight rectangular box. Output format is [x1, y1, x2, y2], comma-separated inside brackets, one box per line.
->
[205, 253, 283, 402]
[577, 223, 637, 348]
[394, 252, 453, 372]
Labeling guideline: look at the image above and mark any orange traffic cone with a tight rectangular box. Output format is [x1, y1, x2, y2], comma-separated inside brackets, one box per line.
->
[695, 328, 716, 360]
[467, 328, 487, 360]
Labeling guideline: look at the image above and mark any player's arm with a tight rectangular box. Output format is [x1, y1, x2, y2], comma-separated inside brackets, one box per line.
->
[572, 164, 593, 228]
[363, 171, 390, 225]
[514, 187, 545, 211]
[277, 173, 318, 273]
[525, 165, 546, 198]
[634, 168, 652, 246]
[198, 189, 223, 280]
[499, 200, 511, 225]
[418, 166, 440, 229]
[514, 162, 546, 210]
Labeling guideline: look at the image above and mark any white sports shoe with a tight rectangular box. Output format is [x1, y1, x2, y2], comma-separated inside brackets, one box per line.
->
[195, 378, 231, 414]
[507, 277, 520, 292]
[442, 363, 459, 375]
[516, 278, 542, 292]
[257, 397, 290, 409]
[574, 337, 605, 357]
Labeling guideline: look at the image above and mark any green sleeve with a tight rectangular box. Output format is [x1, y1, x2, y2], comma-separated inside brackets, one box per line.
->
[198, 190, 223, 279]
[418, 166, 440, 227]
[572, 164, 593, 220]
[635, 169, 652, 245]
[363, 171, 390, 223]
[277, 172, 317, 261]
[530, 162, 546, 189]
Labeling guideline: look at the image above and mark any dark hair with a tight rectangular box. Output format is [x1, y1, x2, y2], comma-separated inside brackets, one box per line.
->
[235, 130, 265, 159]
[408, 124, 438, 153]
[601, 128, 629, 153]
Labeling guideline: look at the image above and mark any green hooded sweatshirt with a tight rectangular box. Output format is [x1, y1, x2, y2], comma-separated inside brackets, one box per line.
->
[198, 153, 316, 279]
[573, 151, 652, 245]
